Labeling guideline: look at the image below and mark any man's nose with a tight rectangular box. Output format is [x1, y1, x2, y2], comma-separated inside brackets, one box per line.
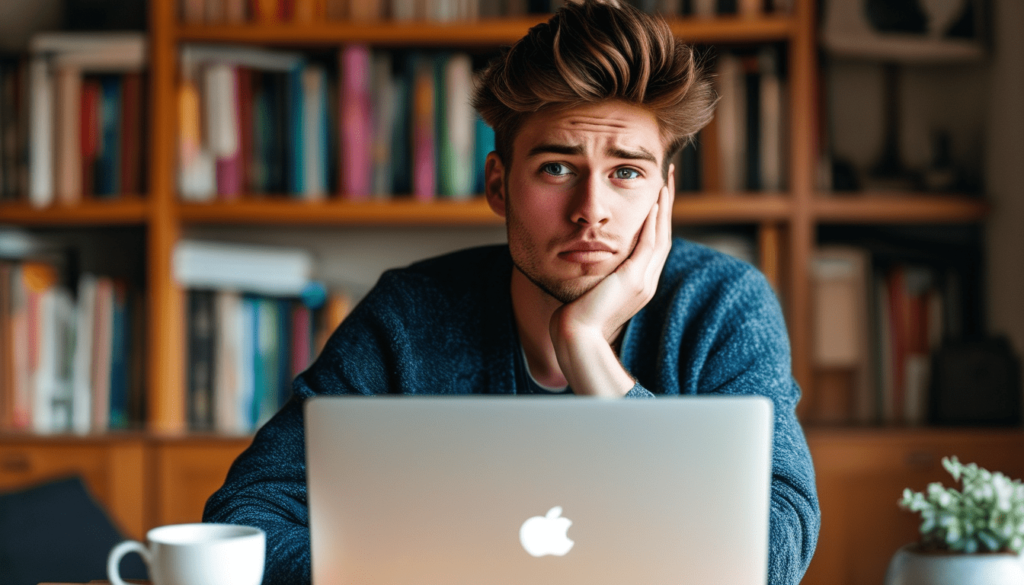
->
[569, 173, 611, 227]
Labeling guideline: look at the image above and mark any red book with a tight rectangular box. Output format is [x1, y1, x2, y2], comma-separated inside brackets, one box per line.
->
[886, 267, 908, 423]
[291, 303, 311, 377]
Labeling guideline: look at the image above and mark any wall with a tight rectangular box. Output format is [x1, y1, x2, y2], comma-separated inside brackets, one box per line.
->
[985, 0, 1024, 365]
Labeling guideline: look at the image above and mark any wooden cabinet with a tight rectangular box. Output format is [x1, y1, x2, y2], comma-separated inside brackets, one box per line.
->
[0, 436, 146, 539]
[803, 429, 1024, 585]
[150, 438, 251, 527]
[0, 435, 247, 540]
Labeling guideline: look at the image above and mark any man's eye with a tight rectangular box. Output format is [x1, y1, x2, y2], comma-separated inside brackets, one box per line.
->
[541, 163, 571, 176]
[614, 168, 641, 180]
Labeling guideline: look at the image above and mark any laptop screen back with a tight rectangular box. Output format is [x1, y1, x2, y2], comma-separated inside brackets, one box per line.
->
[305, 395, 773, 585]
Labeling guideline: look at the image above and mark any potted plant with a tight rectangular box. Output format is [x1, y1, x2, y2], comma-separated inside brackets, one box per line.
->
[884, 456, 1024, 585]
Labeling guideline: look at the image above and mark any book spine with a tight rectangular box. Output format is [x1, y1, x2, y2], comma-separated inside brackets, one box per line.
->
[187, 289, 217, 430]
[28, 56, 54, 208]
[411, 56, 436, 201]
[339, 46, 372, 199]
[55, 66, 82, 204]
[108, 282, 130, 429]
[96, 76, 123, 197]
[120, 72, 144, 195]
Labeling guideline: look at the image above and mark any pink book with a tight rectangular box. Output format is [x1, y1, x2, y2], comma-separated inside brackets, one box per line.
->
[291, 304, 311, 377]
[411, 58, 436, 201]
[339, 45, 372, 200]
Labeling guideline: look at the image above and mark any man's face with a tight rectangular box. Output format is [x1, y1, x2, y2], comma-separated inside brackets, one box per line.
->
[486, 100, 667, 304]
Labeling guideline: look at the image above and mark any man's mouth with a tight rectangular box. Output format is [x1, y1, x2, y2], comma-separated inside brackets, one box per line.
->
[557, 241, 616, 263]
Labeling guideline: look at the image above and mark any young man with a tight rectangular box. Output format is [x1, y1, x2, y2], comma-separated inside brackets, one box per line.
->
[203, 1, 820, 583]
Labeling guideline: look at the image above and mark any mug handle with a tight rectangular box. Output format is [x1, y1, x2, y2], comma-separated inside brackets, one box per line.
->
[107, 540, 152, 585]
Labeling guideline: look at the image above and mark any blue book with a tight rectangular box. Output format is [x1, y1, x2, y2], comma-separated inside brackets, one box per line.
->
[252, 73, 271, 192]
[287, 66, 305, 195]
[390, 52, 415, 195]
[108, 284, 129, 429]
[276, 298, 293, 408]
[96, 75, 122, 197]
[240, 295, 258, 431]
[473, 116, 495, 195]
[254, 298, 281, 428]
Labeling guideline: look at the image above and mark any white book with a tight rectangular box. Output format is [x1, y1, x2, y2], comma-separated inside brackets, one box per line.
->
[715, 53, 745, 193]
[758, 50, 783, 192]
[302, 66, 328, 200]
[71, 274, 98, 434]
[181, 44, 304, 72]
[32, 289, 57, 433]
[444, 54, 475, 199]
[205, 64, 239, 159]
[29, 56, 54, 208]
[178, 67, 216, 201]
[173, 240, 314, 296]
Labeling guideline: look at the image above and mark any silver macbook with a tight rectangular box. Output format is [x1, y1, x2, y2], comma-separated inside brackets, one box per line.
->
[304, 395, 773, 585]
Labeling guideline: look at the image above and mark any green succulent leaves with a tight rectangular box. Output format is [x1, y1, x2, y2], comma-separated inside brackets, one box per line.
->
[899, 456, 1024, 554]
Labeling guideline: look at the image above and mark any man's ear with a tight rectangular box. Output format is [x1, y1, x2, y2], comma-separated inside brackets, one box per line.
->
[484, 152, 507, 219]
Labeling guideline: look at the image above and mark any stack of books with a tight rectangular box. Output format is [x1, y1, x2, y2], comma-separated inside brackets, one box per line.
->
[0, 260, 143, 434]
[175, 239, 351, 433]
[24, 33, 148, 208]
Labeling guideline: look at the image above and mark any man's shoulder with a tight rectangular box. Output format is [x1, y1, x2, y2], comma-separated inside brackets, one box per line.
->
[663, 237, 762, 286]
[372, 244, 511, 303]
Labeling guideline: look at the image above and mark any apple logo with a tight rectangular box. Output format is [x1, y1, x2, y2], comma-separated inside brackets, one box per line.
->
[519, 506, 575, 557]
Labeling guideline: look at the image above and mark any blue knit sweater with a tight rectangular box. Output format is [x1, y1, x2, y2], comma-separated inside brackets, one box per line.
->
[203, 239, 820, 584]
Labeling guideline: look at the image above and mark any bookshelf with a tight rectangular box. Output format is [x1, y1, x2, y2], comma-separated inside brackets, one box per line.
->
[0, 0, 997, 431]
[1, 1, 1016, 582]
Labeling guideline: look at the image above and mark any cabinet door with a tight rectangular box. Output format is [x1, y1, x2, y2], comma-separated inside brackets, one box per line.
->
[0, 440, 145, 539]
[802, 431, 1024, 585]
[151, 439, 251, 528]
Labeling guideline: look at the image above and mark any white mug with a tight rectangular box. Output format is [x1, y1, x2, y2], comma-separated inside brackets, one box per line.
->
[107, 523, 265, 585]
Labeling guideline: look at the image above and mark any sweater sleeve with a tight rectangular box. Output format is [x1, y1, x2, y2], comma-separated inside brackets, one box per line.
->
[694, 269, 820, 585]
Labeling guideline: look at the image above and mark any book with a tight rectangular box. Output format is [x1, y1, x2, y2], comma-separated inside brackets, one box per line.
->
[28, 56, 54, 207]
[95, 75, 123, 197]
[187, 289, 217, 430]
[90, 277, 114, 430]
[758, 48, 784, 192]
[120, 72, 145, 194]
[300, 65, 329, 200]
[54, 66, 82, 204]
[438, 52, 474, 199]
[339, 46, 372, 199]
[214, 289, 243, 433]
[173, 239, 314, 296]
[714, 52, 745, 192]
[473, 114, 495, 195]
[108, 282, 130, 429]
[70, 274, 97, 434]
[411, 55, 437, 201]
[205, 64, 243, 199]
[370, 51, 397, 197]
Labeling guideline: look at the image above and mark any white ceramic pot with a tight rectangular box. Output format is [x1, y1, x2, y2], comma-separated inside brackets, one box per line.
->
[884, 544, 1024, 585]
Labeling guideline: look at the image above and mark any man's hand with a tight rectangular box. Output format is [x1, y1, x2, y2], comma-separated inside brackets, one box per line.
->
[549, 173, 675, 397]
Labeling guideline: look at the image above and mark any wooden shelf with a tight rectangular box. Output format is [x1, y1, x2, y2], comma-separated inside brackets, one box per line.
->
[175, 193, 793, 226]
[178, 197, 503, 225]
[673, 192, 791, 223]
[813, 193, 989, 223]
[0, 198, 149, 226]
[175, 14, 795, 46]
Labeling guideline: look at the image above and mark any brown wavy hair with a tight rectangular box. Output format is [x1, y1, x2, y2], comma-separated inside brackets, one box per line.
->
[472, 0, 716, 173]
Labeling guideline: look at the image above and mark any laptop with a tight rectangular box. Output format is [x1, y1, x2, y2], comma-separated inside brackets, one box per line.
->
[304, 395, 773, 585]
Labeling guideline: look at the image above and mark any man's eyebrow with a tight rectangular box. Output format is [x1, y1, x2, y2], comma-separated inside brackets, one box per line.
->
[606, 146, 658, 165]
[526, 143, 585, 158]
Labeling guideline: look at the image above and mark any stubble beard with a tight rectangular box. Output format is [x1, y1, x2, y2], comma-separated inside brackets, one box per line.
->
[505, 192, 611, 305]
